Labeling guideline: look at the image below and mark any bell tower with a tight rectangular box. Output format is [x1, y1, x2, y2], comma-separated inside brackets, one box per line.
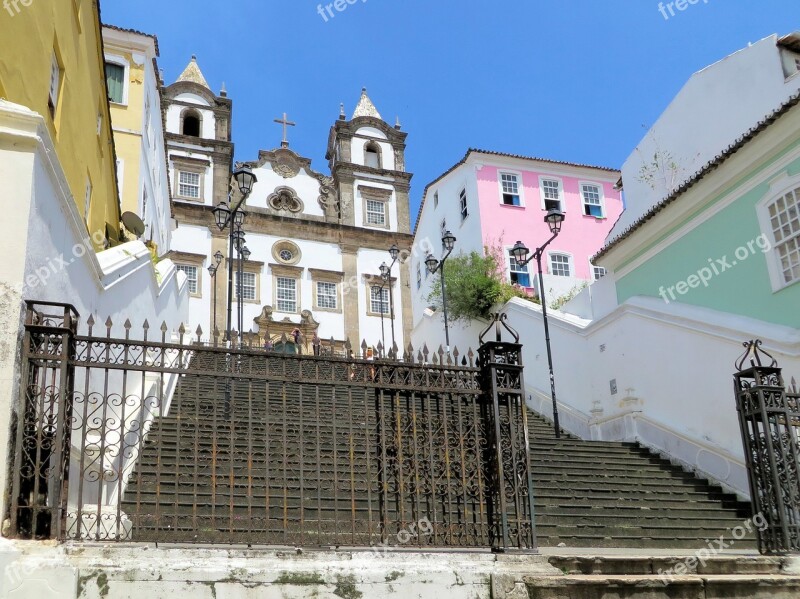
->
[326, 88, 412, 233]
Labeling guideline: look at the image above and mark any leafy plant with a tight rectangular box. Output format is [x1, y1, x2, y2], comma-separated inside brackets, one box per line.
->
[427, 246, 537, 322]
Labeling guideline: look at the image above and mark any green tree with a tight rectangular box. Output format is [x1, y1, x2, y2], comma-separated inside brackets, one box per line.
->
[427, 249, 535, 322]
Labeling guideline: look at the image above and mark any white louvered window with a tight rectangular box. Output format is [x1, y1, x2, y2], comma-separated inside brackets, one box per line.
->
[276, 277, 297, 312]
[178, 171, 201, 199]
[316, 281, 337, 310]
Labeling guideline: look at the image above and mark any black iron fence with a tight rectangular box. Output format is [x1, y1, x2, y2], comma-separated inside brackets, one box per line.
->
[8, 302, 536, 552]
[734, 340, 800, 555]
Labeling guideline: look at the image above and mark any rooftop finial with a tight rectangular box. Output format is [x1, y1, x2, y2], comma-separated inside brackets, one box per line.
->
[339, 103, 346, 120]
[220, 81, 227, 97]
[395, 116, 402, 130]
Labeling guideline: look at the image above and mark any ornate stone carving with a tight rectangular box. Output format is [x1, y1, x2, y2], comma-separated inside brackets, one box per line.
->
[267, 186, 303, 213]
[316, 175, 339, 213]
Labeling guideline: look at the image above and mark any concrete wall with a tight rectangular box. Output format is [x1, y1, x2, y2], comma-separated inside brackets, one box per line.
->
[0, 100, 189, 522]
[614, 34, 800, 239]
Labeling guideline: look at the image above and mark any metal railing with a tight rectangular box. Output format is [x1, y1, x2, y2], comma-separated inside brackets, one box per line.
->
[7, 302, 536, 552]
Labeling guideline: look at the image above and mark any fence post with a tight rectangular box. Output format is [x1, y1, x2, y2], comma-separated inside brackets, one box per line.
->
[8, 301, 78, 540]
[734, 339, 800, 555]
[477, 313, 537, 552]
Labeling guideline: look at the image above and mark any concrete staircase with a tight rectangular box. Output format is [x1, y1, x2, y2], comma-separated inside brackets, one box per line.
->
[527, 413, 755, 549]
[122, 352, 755, 550]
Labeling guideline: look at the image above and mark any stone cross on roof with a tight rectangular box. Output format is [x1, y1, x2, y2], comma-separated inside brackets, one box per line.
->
[274, 112, 296, 148]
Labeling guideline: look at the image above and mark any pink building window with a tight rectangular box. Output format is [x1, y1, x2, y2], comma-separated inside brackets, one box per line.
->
[500, 173, 521, 206]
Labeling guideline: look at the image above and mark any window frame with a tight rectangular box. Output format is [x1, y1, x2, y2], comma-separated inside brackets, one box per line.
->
[459, 188, 469, 221]
[360, 187, 392, 229]
[539, 176, 565, 212]
[499, 171, 524, 207]
[548, 251, 573, 278]
[310, 268, 344, 314]
[369, 285, 391, 316]
[365, 199, 387, 227]
[275, 275, 298, 313]
[103, 55, 129, 106]
[590, 261, 607, 281]
[580, 181, 606, 219]
[757, 178, 800, 292]
[176, 264, 201, 298]
[49, 50, 63, 119]
[173, 162, 206, 202]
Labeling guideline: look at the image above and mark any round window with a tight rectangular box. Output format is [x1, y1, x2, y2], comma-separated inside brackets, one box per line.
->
[279, 249, 294, 262]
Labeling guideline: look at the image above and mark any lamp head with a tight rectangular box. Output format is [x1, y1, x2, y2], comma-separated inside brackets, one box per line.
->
[212, 201, 231, 231]
[425, 253, 439, 274]
[214, 250, 224, 265]
[510, 241, 530, 264]
[442, 230, 456, 252]
[544, 209, 565, 235]
[379, 261, 390, 279]
[388, 244, 400, 262]
[232, 165, 257, 197]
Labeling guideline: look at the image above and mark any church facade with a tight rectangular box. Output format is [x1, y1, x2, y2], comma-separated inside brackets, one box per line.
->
[165, 59, 413, 353]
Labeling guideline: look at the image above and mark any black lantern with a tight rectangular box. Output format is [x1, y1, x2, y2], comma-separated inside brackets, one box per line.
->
[388, 244, 400, 262]
[442, 230, 456, 252]
[425, 253, 439, 274]
[379, 261, 390, 280]
[242, 246, 251, 261]
[544, 209, 565, 235]
[214, 250, 224, 265]
[234, 209, 246, 227]
[212, 201, 231, 231]
[233, 165, 257, 197]
[510, 241, 530, 265]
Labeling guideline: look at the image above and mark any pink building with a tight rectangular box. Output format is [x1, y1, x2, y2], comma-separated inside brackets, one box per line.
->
[411, 149, 622, 345]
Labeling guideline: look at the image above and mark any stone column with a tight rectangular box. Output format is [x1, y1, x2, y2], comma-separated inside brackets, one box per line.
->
[341, 244, 360, 344]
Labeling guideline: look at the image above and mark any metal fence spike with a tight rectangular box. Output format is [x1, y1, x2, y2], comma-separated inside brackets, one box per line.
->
[124, 319, 132, 330]
[142, 319, 150, 330]
[105, 317, 113, 328]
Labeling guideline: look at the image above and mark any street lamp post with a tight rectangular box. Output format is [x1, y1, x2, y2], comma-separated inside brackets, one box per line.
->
[207, 250, 223, 337]
[212, 166, 257, 345]
[510, 208, 566, 439]
[425, 230, 457, 352]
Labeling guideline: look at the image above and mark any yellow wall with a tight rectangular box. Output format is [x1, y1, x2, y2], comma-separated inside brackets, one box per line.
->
[107, 48, 145, 217]
[0, 0, 120, 246]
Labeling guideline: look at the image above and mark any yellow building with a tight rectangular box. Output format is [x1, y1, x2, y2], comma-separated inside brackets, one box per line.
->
[0, 0, 120, 247]
[102, 25, 172, 254]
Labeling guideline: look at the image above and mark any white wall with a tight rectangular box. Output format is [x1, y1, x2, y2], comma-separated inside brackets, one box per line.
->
[165, 93, 215, 140]
[412, 163, 484, 339]
[614, 34, 800, 239]
[0, 100, 189, 520]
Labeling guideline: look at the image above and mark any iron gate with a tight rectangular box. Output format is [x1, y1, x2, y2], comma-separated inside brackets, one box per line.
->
[8, 302, 536, 551]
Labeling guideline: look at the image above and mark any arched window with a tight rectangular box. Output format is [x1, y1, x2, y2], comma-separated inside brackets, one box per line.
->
[182, 109, 202, 137]
[364, 142, 381, 169]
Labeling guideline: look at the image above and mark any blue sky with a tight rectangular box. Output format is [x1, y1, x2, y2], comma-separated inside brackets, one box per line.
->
[102, 0, 797, 222]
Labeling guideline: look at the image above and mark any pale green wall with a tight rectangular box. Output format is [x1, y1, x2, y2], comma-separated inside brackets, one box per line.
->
[616, 146, 800, 329]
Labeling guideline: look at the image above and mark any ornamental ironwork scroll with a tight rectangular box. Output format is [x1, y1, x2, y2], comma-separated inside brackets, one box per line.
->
[477, 313, 537, 551]
[734, 340, 800, 555]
